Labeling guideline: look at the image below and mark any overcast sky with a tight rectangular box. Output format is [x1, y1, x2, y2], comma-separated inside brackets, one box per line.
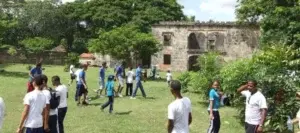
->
[61, 0, 237, 21]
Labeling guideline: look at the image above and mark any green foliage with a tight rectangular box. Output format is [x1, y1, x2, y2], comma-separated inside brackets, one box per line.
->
[89, 24, 159, 61]
[177, 72, 193, 92]
[185, 52, 223, 96]
[7, 47, 17, 56]
[64, 52, 80, 72]
[236, 0, 300, 47]
[19, 37, 54, 53]
[219, 44, 300, 132]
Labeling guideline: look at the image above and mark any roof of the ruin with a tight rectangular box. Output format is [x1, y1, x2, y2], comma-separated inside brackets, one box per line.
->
[152, 21, 259, 27]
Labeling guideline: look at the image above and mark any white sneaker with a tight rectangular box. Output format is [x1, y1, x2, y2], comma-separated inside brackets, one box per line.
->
[119, 94, 123, 97]
[130, 97, 136, 99]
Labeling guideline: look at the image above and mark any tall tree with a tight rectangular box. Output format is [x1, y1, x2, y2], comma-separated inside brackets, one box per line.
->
[236, 0, 300, 47]
[88, 24, 159, 62]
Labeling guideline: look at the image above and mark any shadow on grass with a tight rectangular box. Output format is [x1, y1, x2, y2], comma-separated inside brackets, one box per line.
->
[146, 78, 167, 83]
[0, 70, 28, 78]
[88, 103, 102, 106]
[115, 111, 132, 115]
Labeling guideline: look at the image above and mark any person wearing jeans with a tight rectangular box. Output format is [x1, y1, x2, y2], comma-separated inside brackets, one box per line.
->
[131, 65, 146, 99]
[207, 81, 222, 133]
[101, 75, 115, 113]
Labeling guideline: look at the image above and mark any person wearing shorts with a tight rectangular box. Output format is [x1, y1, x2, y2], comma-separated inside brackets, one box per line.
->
[76, 64, 88, 105]
[115, 64, 124, 97]
[68, 65, 75, 86]
[95, 62, 107, 97]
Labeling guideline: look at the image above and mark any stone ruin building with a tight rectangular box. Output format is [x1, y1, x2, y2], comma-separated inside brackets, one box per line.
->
[151, 21, 260, 72]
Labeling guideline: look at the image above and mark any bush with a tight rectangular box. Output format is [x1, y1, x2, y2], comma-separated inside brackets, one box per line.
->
[189, 52, 223, 98]
[177, 72, 192, 93]
[64, 52, 80, 72]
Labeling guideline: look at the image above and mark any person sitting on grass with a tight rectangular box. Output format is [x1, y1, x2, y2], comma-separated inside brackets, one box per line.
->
[167, 80, 192, 133]
[17, 75, 47, 133]
[101, 75, 116, 114]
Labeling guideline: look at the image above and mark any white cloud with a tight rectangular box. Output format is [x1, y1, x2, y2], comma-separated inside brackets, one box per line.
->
[199, 0, 236, 16]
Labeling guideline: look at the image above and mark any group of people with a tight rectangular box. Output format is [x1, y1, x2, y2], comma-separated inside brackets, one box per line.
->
[20, 63, 68, 133]
[19, 61, 277, 133]
[167, 79, 269, 133]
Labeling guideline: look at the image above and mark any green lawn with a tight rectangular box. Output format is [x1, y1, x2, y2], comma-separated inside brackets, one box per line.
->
[0, 64, 244, 133]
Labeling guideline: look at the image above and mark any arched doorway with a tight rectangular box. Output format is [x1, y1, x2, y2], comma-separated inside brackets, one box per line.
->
[188, 33, 200, 49]
[188, 55, 200, 71]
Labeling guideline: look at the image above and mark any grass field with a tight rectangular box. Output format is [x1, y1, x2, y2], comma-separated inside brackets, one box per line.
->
[0, 64, 244, 133]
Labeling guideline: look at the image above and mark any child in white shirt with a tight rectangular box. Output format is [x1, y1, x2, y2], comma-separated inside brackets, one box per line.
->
[166, 70, 172, 86]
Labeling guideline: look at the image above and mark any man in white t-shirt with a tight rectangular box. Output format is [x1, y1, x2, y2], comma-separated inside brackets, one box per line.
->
[17, 75, 47, 133]
[52, 76, 68, 133]
[0, 97, 5, 131]
[237, 80, 267, 133]
[166, 70, 172, 86]
[126, 67, 134, 96]
[41, 74, 59, 133]
[167, 80, 192, 133]
[68, 65, 75, 86]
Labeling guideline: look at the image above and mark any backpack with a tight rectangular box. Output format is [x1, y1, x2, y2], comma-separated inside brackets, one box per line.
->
[49, 88, 60, 109]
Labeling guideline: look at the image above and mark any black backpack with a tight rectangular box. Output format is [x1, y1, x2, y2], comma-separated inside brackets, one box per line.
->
[49, 88, 60, 109]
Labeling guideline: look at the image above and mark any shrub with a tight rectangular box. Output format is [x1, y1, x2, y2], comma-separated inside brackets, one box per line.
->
[177, 72, 192, 93]
[64, 52, 80, 72]
[189, 52, 223, 98]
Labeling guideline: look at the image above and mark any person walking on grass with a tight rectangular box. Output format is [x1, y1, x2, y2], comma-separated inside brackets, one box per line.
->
[76, 64, 88, 105]
[167, 80, 192, 133]
[166, 70, 172, 87]
[207, 80, 223, 133]
[115, 64, 124, 97]
[68, 65, 75, 86]
[52, 76, 68, 133]
[101, 75, 116, 114]
[0, 97, 5, 132]
[17, 75, 47, 133]
[131, 64, 146, 99]
[126, 67, 134, 96]
[94, 62, 107, 98]
[28, 63, 43, 93]
[41, 75, 60, 133]
[237, 80, 267, 133]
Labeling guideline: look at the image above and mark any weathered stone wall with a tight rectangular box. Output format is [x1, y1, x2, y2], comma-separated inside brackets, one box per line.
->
[151, 21, 260, 72]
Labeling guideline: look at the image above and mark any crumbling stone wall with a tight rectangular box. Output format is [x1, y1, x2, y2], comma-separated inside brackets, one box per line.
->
[151, 21, 260, 72]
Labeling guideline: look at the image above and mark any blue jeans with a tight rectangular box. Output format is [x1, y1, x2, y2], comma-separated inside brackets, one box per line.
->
[132, 80, 146, 97]
[101, 96, 114, 113]
[49, 115, 58, 133]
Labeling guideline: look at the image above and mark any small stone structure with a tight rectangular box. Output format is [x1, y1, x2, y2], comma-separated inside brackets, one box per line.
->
[151, 21, 260, 71]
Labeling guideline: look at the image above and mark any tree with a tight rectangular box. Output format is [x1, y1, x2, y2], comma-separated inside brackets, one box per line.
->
[88, 24, 159, 63]
[19, 37, 54, 60]
[236, 0, 300, 47]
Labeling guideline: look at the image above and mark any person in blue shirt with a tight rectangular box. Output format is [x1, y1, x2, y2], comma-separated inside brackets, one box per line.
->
[131, 64, 146, 99]
[207, 80, 223, 133]
[101, 75, 116, 114]
[27, 63, 42, 93]
[76, 64, 88, 105]
[115, 64, 124, 97]
[95, 62, 107, 98]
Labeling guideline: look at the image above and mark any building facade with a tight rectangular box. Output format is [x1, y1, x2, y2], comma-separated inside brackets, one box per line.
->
[151, 21, 260, 72]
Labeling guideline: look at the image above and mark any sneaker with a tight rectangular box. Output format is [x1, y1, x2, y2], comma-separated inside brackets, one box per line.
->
[130, 97, 136, 99]
[118, 93, 123, 97]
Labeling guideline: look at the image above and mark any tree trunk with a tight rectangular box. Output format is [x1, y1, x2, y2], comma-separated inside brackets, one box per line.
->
[66, 33, 74, 52]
